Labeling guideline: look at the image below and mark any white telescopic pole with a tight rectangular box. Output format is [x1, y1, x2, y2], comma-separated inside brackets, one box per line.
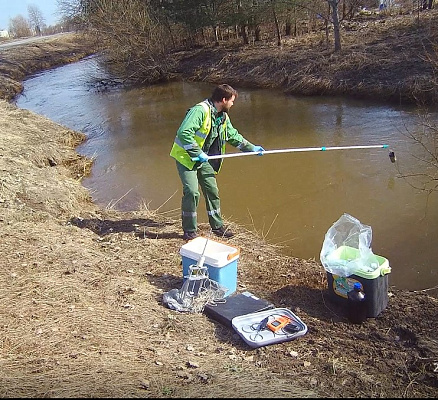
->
[194, 144, 389, 161]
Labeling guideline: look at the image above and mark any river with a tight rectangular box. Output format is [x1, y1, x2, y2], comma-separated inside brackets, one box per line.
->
[15, 55, 438, 295]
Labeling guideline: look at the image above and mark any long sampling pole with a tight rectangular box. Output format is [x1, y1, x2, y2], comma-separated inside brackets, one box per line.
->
[192, 144, 394, 162]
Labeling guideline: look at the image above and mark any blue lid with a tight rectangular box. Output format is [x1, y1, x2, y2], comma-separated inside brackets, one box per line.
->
[353, 282, 362, 290]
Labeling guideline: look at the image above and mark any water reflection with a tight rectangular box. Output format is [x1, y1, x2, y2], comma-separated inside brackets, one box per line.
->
[15, 56, 438, 294]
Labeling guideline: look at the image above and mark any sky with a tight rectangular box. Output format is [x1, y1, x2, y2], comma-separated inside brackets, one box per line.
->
[0, 0, 60, 30]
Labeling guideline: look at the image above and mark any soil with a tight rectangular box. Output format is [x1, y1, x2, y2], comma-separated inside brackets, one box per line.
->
[1, 17, 437, 398]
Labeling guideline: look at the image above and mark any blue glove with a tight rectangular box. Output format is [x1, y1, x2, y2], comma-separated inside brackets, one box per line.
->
[193, 152, 209, 163]
[253, 145, 265, 155]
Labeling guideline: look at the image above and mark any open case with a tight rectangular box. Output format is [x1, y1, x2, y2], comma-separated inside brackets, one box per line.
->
[231, 307, 308, 348]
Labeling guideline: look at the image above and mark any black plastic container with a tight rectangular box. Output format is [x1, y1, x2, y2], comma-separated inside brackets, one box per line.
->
[325, 249, 391, 318]
[326, 270, 389, 318]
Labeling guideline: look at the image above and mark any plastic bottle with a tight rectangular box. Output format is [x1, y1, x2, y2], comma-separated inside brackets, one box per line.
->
[347, 282, 367, 324]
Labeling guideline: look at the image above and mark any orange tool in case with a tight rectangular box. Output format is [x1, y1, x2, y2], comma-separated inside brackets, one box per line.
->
[266, 315, 291, 333]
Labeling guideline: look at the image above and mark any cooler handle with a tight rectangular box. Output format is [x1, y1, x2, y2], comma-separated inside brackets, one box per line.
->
[380, 265, 391, 276]
[227, 249, 240, 260]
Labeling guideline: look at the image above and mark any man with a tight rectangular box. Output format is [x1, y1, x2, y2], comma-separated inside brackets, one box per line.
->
[170, 84, 265, 241]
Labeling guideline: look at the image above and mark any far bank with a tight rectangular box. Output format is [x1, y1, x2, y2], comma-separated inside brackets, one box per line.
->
[2, 10, 438, 106]
[170, 10, 438, 106]
[0, 33, 97, 101]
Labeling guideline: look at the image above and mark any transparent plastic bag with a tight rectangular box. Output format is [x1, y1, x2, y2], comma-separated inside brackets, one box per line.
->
[320, 213, 380, 277]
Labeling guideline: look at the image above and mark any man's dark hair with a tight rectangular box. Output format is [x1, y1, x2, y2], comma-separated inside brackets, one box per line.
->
[211, 84, 238, 102]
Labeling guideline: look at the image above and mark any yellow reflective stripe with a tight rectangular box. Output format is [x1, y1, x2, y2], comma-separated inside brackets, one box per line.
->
[199, 101, 211, 134]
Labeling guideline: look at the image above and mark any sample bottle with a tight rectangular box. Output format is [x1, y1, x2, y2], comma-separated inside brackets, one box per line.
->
[347, 282, 367, 324]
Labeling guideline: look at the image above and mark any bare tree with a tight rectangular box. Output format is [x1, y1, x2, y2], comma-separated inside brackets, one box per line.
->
[56, 0, 93, 27]
[395, 40, 438, 194]
[28, 4, 46, 35]
[270, 0, 282, 46]
[286, 0, 342, 52]
[76, 0, 174, 83]
[8, 15, 32, 38]
[395, 113, 438, 194]
[56, 0, 80, 20]
[327, 0, 341, 51]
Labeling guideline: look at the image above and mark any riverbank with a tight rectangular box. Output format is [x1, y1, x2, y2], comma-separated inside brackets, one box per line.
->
[170, 9, 438, 105]
[1, 29, 437, 397]
[0, 33, 96, 101]
[2, 10, 437, 105]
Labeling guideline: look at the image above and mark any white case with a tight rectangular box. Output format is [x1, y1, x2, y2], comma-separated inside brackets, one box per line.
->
[231, 307, 307, 348]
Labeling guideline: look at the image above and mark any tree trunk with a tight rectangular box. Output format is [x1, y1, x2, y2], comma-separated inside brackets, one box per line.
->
[285, 21, 291, 36]
[255, 25, 261, 41]
[240, 24, 249, 44]
[328, 0, 341, 52]
[294, 6, 298, 37]
[271, 0, 281, 46]
[213, 25, 219, 46]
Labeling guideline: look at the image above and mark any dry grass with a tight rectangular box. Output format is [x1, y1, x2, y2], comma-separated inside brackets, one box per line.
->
[0, 33, 97, 101]
[0, 100, 93, 221]
[175, 10, 438, 104]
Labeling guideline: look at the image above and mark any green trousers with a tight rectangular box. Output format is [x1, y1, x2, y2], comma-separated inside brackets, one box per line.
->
[176, 161, 223, 232]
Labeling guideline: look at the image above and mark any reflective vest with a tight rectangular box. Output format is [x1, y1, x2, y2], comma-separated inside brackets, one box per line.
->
[170, 100, 229, 171]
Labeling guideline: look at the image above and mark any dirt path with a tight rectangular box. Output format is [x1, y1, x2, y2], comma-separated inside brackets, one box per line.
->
[0, 29, 437, 398]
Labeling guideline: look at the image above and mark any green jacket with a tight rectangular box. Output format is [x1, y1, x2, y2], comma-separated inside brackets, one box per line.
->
[170, 99, 255, 173]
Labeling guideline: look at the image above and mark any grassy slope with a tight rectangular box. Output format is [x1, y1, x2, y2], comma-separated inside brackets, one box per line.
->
[172, 10, 438, 105]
